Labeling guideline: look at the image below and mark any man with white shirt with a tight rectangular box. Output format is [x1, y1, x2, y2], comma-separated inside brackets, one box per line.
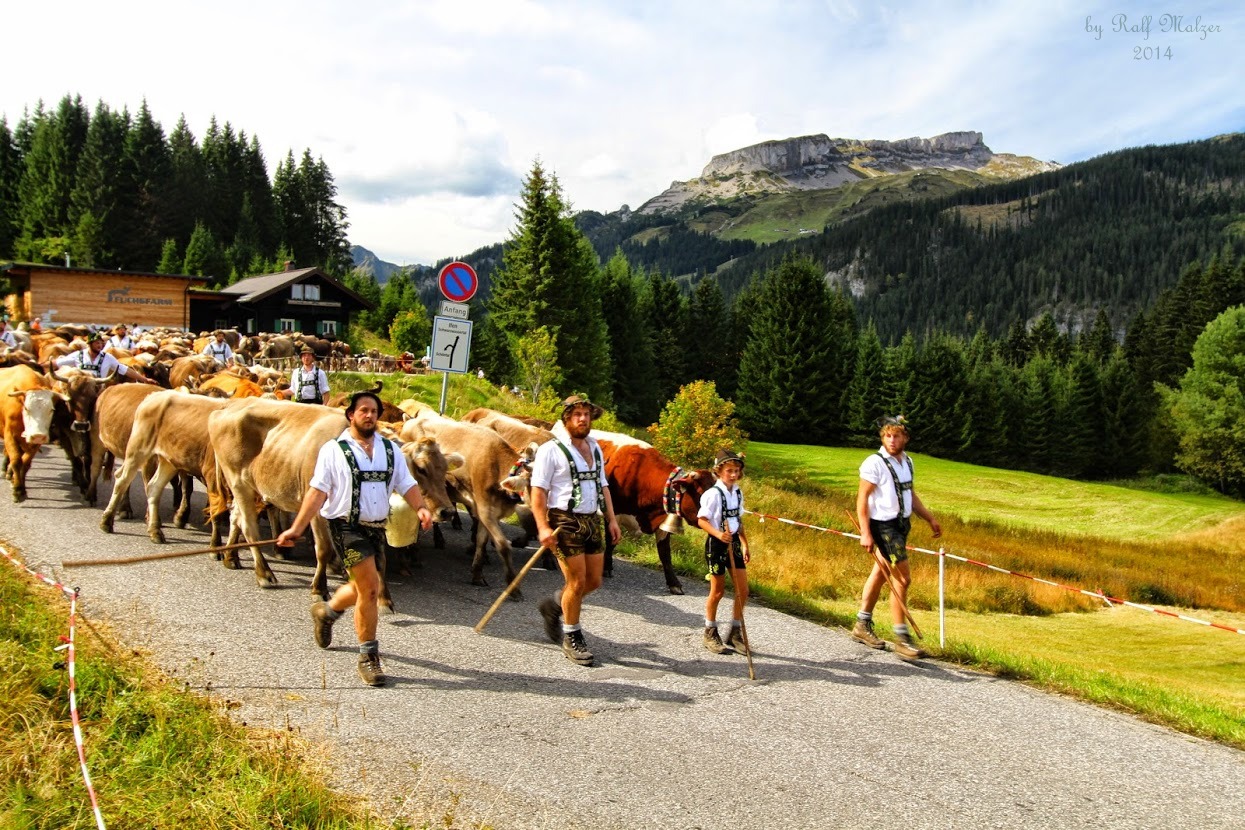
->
[276, 390, 433, 687]
[52, 330, 157, 384]
[108, 325, 135, 352]
[852, 415, 941, 659]
[530, 395, 621, 667]
[201, 330, 235, 366]
[0, 318, 16, 352]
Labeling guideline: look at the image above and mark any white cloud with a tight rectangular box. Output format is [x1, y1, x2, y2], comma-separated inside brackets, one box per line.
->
[2, 0, 1242, 265]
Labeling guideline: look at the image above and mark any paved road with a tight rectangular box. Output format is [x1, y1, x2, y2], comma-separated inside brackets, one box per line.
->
[3, 451, 1243, 829]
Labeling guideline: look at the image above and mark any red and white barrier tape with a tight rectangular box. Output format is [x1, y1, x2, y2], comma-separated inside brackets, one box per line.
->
[742, 509, 1245, 636]
[1, 544, 108, 830]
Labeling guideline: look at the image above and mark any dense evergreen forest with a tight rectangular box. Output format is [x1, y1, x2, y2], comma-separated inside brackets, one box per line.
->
[0, 94, 351, 282]
[4, 96, 1242, 492]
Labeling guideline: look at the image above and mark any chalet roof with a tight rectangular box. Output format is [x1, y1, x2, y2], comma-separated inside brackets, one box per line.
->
[0, 261, 207, 284]
[190, 267, 374, 310]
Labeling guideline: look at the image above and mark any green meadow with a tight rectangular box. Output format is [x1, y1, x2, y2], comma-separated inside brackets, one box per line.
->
[627, 440, 1245, 747]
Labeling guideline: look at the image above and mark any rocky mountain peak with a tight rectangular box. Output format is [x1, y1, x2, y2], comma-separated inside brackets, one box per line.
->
[640, 131, 1057, 214]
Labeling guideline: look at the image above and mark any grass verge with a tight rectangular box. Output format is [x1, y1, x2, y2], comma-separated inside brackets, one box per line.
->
[0, 550, 469, 829]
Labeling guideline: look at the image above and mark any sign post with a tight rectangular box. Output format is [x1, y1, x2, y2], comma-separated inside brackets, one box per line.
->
[434, 261, 479, 413]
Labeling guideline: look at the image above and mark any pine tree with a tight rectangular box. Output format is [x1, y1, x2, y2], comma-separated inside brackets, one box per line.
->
[156, 238, 181, 274]
[843, 321, 888, 444]
[0, 117, 21, 256]
[736, 256, 847, 443]
[687, 274, 735, 395]
[182, 221, 224, 280]
[1061, 350, 1107, 477]
[486, 160, 611, 403]
[599, 251, 656, 424]
[1082, 308, 1117, 364]
[645, 268, 688, 409]
[165, 115, 206, 247]
[909, 334, 967, 457]
[117, 100, 171, 270]
[17, 94, 89, 245]
[68, 101, 129, 267]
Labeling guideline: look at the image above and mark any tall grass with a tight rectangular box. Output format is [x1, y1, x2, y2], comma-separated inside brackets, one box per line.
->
[749, 444, 1245, 614]
[0, 559, 465, 829]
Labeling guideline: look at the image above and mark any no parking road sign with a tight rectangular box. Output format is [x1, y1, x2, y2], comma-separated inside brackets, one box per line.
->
[438, 261, 478, 303]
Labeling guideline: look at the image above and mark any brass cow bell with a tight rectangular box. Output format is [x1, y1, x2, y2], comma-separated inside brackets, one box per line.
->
[658, 513, 685, 535]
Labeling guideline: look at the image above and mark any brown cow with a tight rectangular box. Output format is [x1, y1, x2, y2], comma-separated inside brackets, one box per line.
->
[461, 407, 554, 453]
[601, 444, 716, 595]
[169, 354, 219, 389]
[0, 365, 59, 502]
[99, 393, 241, 544]
[48, 366, 119, 501]
[208, 400, 458, 601]
[400, 405, 531, 595]
[196, 373, 265, 398]
[89, 384, 176, 516]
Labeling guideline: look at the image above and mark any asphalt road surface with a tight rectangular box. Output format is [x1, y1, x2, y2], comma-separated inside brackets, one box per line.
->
[3, 450, 1243, 829]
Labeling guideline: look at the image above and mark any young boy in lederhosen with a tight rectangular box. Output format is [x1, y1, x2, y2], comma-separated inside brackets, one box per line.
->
[697, 449, 750, 654]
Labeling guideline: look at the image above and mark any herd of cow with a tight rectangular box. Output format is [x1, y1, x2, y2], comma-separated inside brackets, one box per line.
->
[0, 325, 720, 610]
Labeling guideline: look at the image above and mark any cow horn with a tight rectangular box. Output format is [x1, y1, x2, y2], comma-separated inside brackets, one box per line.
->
[369, 380, 384, 395]
[96, 368, 118, 385]
[50, 367, 70, 383]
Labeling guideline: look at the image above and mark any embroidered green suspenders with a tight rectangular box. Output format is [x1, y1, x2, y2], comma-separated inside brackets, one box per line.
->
[552, 439, 604, 511]
[336, 439, 394, 526]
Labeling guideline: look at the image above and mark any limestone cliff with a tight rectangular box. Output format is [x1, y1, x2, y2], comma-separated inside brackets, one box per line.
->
[639, 131, 1059, 214]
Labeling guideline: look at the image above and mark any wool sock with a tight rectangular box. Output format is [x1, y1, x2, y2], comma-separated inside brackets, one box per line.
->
[323, 605, 342, 621]
[359, 639, 379, 656]
[894, 624, 909, 638]
[562, 623, 581, 634]
[705, 619, 717, 629]
[857, 610, 872, 623]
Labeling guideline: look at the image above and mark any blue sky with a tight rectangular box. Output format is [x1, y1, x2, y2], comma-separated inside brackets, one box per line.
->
[4, 0, 1242, 266]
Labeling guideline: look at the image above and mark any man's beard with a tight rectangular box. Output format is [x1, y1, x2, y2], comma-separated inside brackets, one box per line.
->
[566, 420, 591, 439]
[355, 423, 377, 439]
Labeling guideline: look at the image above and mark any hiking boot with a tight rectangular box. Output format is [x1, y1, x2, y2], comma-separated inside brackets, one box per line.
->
[357, 652, 388, 686]
[703, 626, 729, 654]
[892, 632, 925, 660]
[725, 625, 746, 652]
[851, 619, 885, 650]
[561, 630, 594, 666]
[538, 598, 563, 644]
[310, 601, 335, 649]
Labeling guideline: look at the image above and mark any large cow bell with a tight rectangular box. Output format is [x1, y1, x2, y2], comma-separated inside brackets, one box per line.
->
[658, 513, 685, 535]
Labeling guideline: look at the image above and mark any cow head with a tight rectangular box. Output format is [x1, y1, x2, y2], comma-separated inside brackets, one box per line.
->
[400, 437, 463, 522]
[501, 441, 540, 502]
[10, 387, 57, 446]
[667, 468, 717, 529]
[50, 367, 116, 434]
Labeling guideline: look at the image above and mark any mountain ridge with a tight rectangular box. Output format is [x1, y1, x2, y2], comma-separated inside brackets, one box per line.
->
[639, 131, 1059, 214]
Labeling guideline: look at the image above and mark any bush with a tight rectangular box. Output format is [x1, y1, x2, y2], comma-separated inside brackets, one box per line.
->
[649, 380, 747, 468]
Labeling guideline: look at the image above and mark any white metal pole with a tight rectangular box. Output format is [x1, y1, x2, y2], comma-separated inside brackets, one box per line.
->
[438, 371, 449, 415]
[938, 546, 946, 648]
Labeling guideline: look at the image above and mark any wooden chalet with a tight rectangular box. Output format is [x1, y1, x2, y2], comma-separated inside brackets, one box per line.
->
[1, 261, 207, 329]
[187, 265, 374, 336]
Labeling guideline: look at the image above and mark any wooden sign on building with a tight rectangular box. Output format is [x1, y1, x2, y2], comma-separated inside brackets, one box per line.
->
[1, 262, 207, 329]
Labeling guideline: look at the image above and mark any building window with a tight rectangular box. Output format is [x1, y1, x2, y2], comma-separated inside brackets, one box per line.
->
[292, 283, 320, 301]
[214, 319, 229, 330]
[319, 320, 337, 337]
[246, 318, 256, 335]
[278, 318, 297, 333]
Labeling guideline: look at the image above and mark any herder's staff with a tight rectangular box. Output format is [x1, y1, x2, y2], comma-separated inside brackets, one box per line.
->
[725, 537, 757, 681]
[62, 538, 280, 569]
[475, 529, 560, 633]
[846, 510, 923, 640]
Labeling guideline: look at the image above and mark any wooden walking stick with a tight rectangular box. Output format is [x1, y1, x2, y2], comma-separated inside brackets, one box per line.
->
[726, 539, 757, 681]
[62, 538, 280, 568]
[846, 511, 922, 640]
[474, 530, 560, 633]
